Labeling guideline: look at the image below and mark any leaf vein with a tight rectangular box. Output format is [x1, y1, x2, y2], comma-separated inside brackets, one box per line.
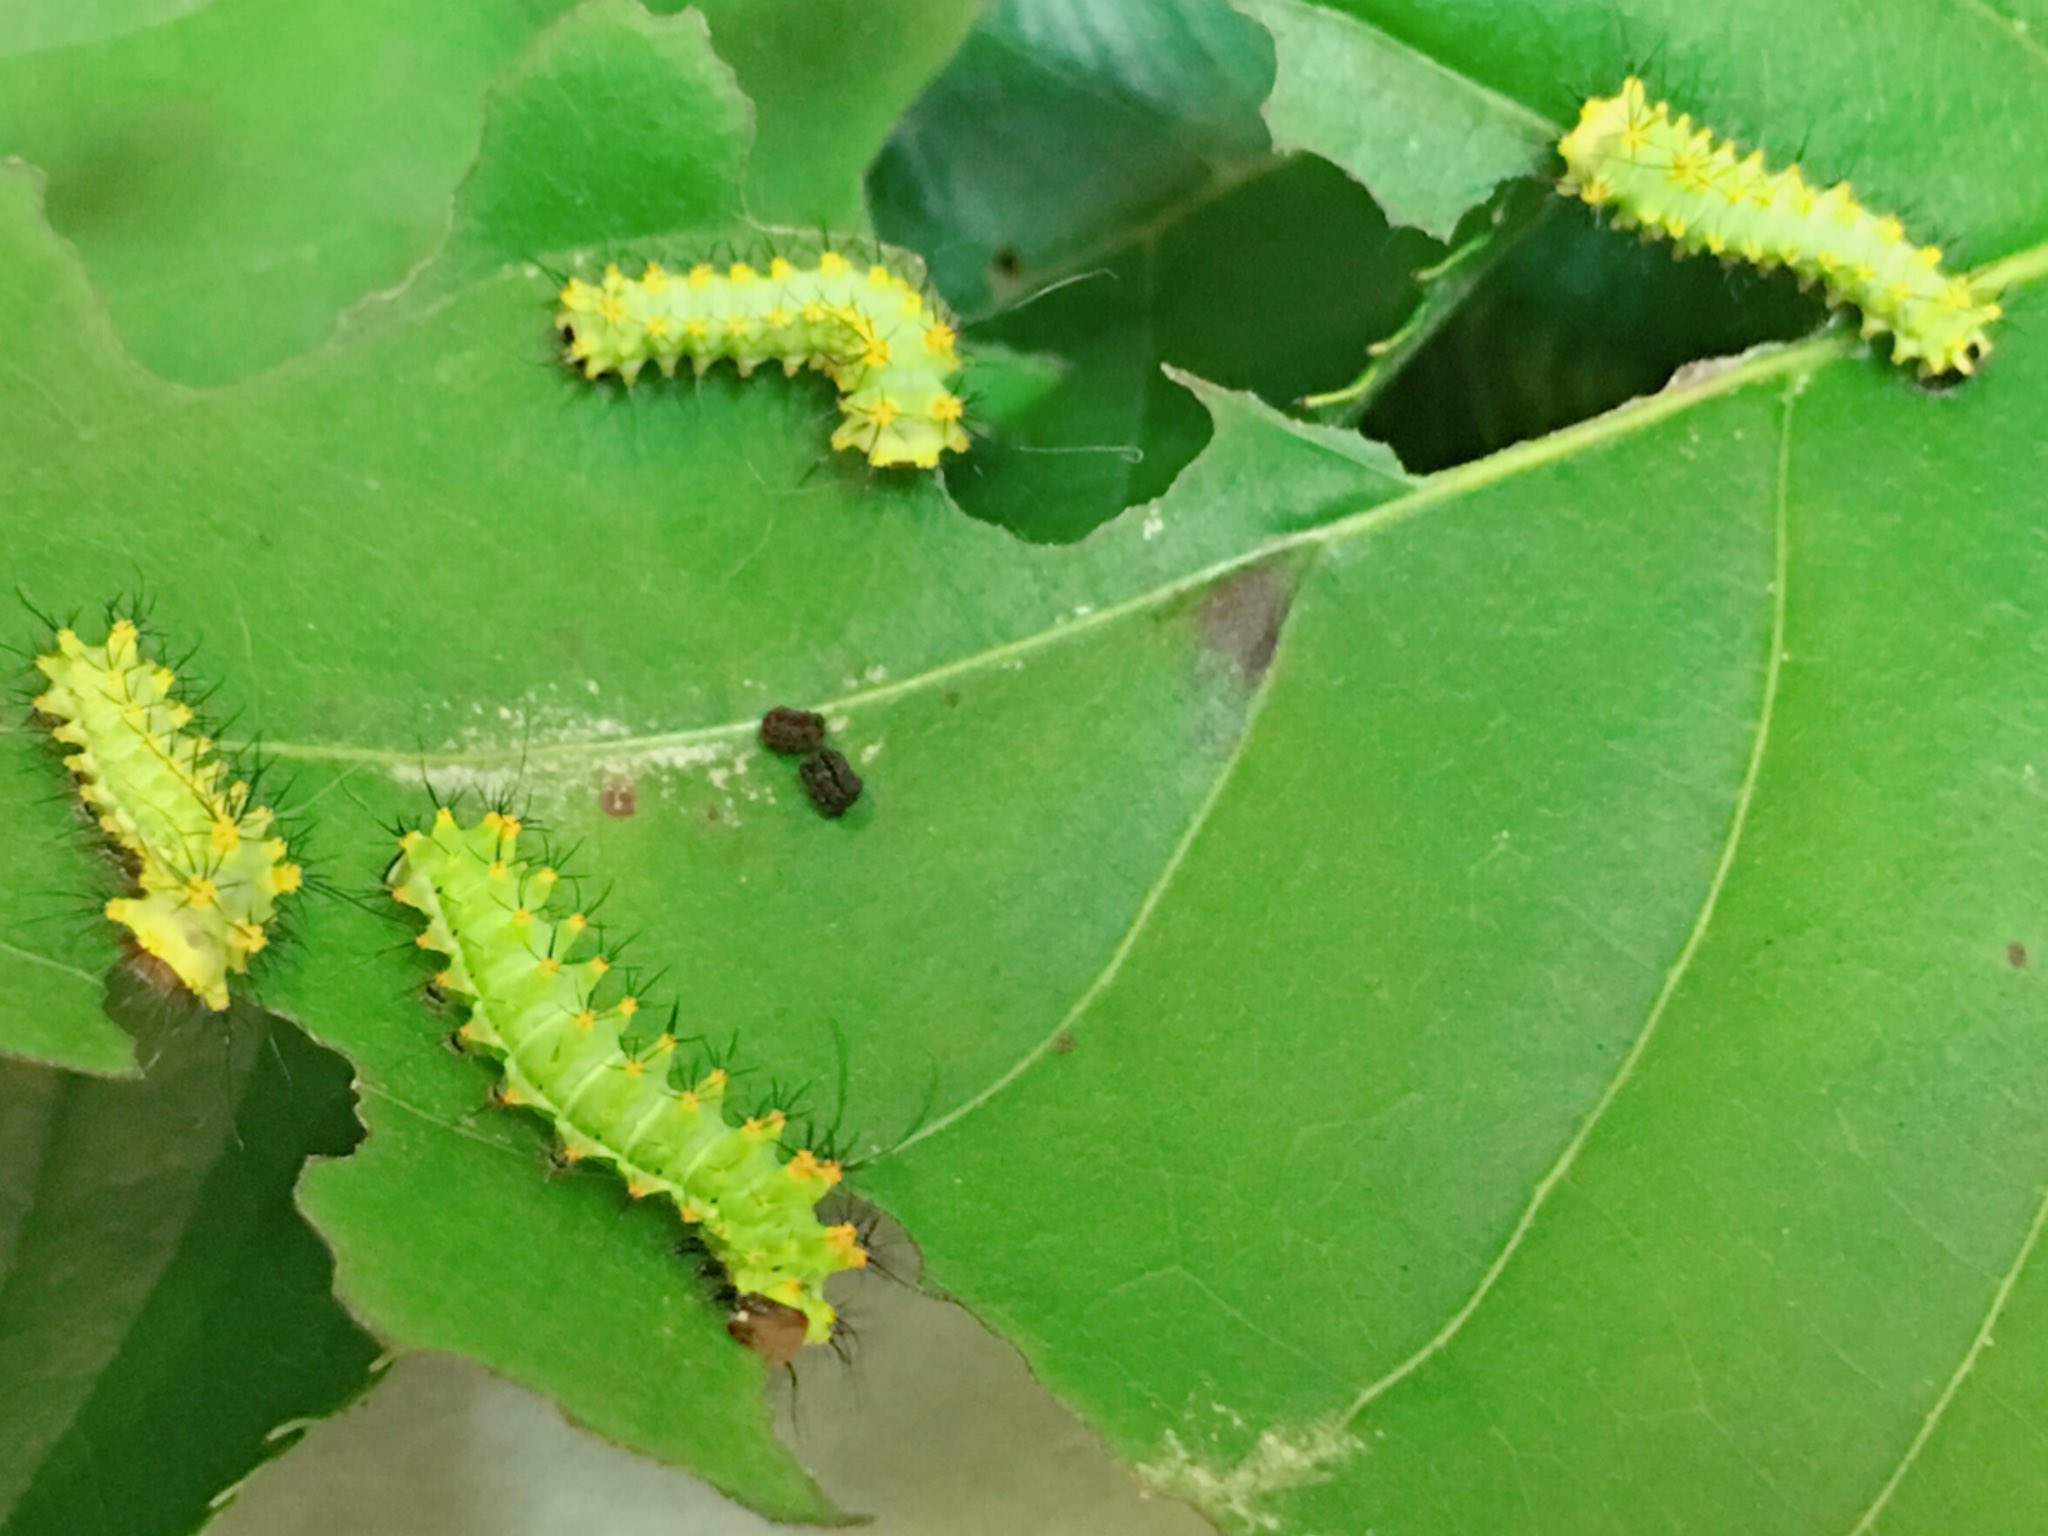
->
[1953, 0, 2048, 72]
[878, 566, 1303, 1159]
[1845, 1185, 2048, 1535]
[0, 935, 100, 991]
[1342, 379, 1800, 1422]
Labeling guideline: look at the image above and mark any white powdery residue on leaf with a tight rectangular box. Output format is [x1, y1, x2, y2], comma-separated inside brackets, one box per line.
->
[1142, 510, 1165, 540]
[1138, 1418, 1357, 1532]
[859, 741, 884, 765]
[388, 697, 755, 813]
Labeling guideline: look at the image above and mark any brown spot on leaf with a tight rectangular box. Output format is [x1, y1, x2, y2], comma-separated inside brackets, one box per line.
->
[1197, 564, 1293, 684]
[599, 776, 636, 818]
[1051, 1031, 1077, 1055]
[2010, 942, 2028, 969]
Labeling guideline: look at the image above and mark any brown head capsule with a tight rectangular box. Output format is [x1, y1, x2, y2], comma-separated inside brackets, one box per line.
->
[727, 1294, 810, 1366]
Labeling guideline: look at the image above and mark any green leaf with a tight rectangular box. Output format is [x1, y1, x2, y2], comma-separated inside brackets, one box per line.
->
[0, 984, 381, 1536]
[694, 0, 978, 231]
[0, 0, 210, 59]
[435, 0, 751, 277]
[0, 0, 576, 383]
[870, 0, 1278, 316]
[870, 307, 2048, 1530]
[0, 0, 970, 384]
[1233, 0, 1553, 239]
[0, 749, 128, 1074]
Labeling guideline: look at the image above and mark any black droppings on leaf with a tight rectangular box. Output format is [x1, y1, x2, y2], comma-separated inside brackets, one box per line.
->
[799, 750, 863, 818]
[760, 706, 826, 755]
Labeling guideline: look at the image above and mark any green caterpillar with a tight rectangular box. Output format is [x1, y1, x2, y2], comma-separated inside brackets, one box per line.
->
[32, 619, 301, 1010]
[557, 251, 970, 468]
[1559, 78, 2002, 377]
[388, 808, 866, 1351]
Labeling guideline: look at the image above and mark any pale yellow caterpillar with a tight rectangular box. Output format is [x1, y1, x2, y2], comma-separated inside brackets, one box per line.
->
[33, 620, 301, 1009]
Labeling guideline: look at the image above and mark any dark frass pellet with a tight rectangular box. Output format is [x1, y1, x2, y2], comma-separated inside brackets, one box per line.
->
[799, 749, 862, 817]
[760, 706, 826, 755]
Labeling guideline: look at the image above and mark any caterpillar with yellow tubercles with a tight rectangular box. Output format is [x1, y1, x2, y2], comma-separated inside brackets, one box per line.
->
[388, 808, 867, 1357]
[557, 249, 971, 468]
[1559, 78, 2002, 377]
[31, 618, 301, 1010]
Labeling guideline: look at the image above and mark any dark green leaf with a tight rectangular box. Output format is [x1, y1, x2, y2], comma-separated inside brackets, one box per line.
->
[0, 986, 381, 1536]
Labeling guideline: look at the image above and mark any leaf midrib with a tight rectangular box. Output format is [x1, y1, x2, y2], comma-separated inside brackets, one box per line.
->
[246, 321, 1850, 768]
[244, 230, 2047, 774]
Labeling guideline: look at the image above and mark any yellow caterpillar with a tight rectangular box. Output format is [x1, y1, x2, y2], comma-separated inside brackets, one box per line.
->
[1559, 79, 2001, 376]
[34, 620, 300, 1009]
[558, 251, 970, 467]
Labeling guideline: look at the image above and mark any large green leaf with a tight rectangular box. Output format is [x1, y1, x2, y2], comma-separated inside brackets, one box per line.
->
[5, 0, 2048, 1532]
[0, 0, 210, 59]
[0, 0, 970, 384]
[0, 983, 381, 1536]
